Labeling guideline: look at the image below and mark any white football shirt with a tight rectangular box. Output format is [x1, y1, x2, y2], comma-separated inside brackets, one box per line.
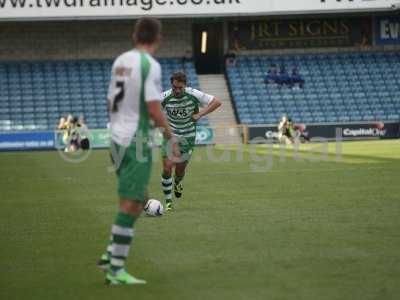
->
[161, 88, 214, 138]
[108, 49, 162, 146]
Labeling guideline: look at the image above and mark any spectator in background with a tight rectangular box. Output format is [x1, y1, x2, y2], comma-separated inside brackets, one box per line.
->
[57, 117, 67, 130]
[225, 50, 237, 67]
[265, 65, 305, 89]
[78, 115, 90, 150]
[66, 114, 73, 125]
[264, 64, 279, 85]
[295, 122, 310, 142]
[278, 115, 293, 144]
[65, 116, 80, 152]
[278, 116, 310, 144]
[182, 49, 192, 65]
[231, 25, 242, 51]
[276, 65, 292, 87]
[357, 21, 371, 49]
[57, 115, 71, 146]
[78, 115, 85, 126]
[290, 67, 305, 89]
[57, 114, 91, 152]
[65, 115, 92, 152]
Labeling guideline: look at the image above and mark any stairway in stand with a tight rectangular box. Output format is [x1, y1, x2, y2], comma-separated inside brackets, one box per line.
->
[198, 74, 242, 144]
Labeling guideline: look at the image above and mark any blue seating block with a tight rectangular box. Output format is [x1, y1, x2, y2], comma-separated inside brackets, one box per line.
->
[0, 59, 203, 131]
[228, 51, 400, 125]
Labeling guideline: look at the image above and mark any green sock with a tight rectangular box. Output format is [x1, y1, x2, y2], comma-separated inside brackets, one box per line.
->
[109, 212, 137, 273]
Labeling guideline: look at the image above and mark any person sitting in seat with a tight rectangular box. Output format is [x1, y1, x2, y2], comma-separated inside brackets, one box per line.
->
[264, 64, 279, 85]
[276, 65, 292, 87]
[290, 67, 305, 89]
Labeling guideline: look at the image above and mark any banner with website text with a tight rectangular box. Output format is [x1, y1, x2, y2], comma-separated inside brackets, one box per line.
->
[0, 127, 214, 151]
[0, 0, 396, 21]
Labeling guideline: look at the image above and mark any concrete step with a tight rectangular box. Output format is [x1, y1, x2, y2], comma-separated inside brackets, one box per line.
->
[198, 74, 241, 144]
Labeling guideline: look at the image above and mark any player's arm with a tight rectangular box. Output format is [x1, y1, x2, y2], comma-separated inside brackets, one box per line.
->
[192, 97, 222, 122]
[147, 102, 180, 159]
[147, 102, 174, 141]
[145, 63, 179, 157]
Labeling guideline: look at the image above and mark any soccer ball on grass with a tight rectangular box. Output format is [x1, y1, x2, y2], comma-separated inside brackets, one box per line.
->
[144, 199, 164, 217]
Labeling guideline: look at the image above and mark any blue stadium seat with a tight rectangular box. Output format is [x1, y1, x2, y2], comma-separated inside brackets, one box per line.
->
[0, 59, 203, 131]
[228, 51, 400, 125]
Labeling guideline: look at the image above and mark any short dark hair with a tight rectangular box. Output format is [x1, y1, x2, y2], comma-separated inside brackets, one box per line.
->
[133, 18, 162, 45]
[170, 71, 187, 84]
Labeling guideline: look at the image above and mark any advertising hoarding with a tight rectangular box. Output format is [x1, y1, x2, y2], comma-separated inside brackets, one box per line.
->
[0, 0, 396, 21]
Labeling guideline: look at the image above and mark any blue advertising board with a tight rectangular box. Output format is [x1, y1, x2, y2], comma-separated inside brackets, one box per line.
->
[375, 16, 400, 45]
[0, 131, 55, 150]
[0, 127, 215, 151]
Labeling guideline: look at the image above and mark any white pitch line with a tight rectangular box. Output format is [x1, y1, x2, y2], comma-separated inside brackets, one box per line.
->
[208, 165, 393, 175]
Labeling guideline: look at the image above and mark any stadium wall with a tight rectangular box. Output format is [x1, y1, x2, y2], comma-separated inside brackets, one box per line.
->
[2, 14, 399, 61]
[0, 19, 192, 61]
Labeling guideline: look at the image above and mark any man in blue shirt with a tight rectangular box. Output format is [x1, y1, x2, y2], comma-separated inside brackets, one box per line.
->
[264, 64, 279, 85]
[290, 67, 305, 89]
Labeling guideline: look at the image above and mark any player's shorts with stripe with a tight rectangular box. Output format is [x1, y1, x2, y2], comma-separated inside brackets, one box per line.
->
[161, 136, 195, 162]
[110, 140, 152, 202]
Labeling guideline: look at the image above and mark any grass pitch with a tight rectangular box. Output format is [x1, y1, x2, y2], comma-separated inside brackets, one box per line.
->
[0, 140, 399, 300]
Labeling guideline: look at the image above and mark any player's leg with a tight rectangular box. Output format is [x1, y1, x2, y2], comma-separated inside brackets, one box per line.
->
[97, 236, 113, 271]
[161, 138, 175, 210]
[98, 141, 151, 285]
[173, 140, 194, 198]
[174, 161, 188, 198]
[162, 157, 174, 210]
[105, 199, 147, 285]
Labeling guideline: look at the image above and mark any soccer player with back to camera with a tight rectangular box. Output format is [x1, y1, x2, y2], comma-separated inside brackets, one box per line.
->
[161, 71, 222, 211]
[96, 18, 180, 285]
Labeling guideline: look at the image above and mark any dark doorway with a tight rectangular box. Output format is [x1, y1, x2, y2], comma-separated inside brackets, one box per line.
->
[192, 22, 224, 74]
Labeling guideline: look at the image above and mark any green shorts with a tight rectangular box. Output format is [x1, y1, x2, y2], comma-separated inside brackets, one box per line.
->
[161, 136, 195, 162]
[110, 141, 152, 202]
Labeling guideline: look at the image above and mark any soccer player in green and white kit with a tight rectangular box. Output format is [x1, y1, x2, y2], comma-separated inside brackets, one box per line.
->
[161, 72, 221, 211]
[96, 18, 179, 285]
